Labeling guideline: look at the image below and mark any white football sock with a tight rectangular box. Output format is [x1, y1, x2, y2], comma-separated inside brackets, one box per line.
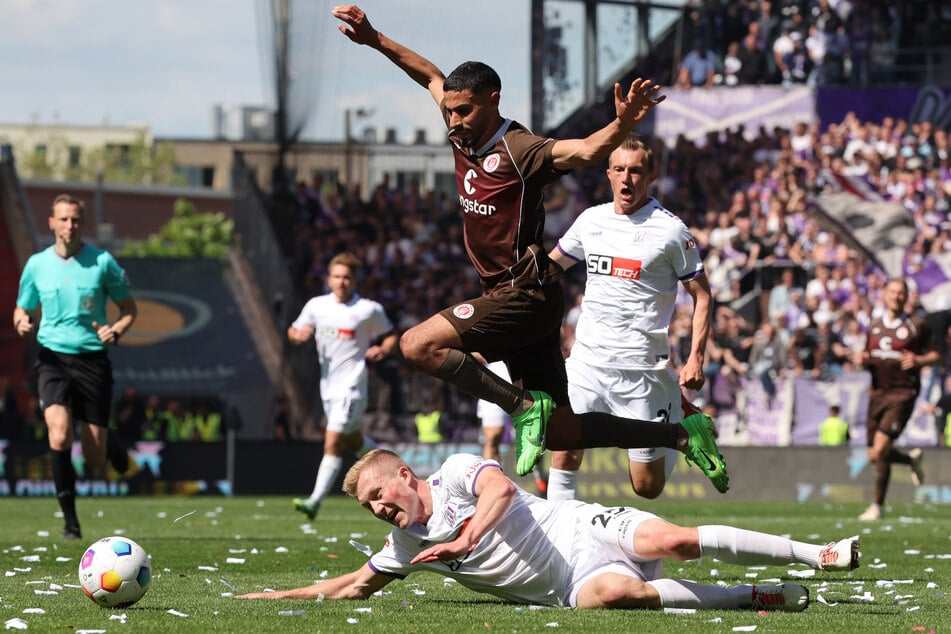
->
[309, 455, 344, 502]
[698, 525, 822, 566]
[546, 468, 578, 501]
[648, 578, 746, 609]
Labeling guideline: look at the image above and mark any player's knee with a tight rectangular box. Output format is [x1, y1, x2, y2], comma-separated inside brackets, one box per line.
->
[593, 578, 654, 608]
[398, 329, 423, 361]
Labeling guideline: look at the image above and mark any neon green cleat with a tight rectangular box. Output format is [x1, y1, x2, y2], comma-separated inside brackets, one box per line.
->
[680, 413, 729, 493]
[293, 498, 320, 521]
[511, 390, 552, 477]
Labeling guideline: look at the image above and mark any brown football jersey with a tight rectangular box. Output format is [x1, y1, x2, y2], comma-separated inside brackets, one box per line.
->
[865, 314, 932, 392]
[447, 119, 565, 292]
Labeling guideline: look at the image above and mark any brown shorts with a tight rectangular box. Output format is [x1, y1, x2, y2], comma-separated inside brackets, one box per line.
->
[439, 282, 568, 405]
[866, 388, 917, 444]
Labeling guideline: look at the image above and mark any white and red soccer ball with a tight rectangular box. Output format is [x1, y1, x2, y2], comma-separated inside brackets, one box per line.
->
[78, 536, 152, 608]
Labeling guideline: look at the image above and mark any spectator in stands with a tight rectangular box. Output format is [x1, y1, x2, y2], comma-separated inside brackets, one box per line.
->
[13, 193, 135, 540]
[736, 33, 770, 84]
[722, 40, 743, 86]
[676, 39, 718, 89]
[780, 31, 813, 85]
[288, 252, 398, 522]
[747, 320, 789, 402]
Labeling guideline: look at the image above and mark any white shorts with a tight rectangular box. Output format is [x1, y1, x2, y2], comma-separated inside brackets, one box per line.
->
[566, 504, 664, 607]
[566, 359, 684, 463]
[322, 395, 368, 434]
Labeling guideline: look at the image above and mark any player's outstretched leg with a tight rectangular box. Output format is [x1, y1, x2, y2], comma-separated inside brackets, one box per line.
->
[511, 390, 552, 476]
[679, 412, 729, 493]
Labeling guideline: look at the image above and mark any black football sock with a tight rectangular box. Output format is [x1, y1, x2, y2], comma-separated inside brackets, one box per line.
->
[432, 349, 523, 413]
[50, 449, 79, 528]
[545, 411, 680, 451]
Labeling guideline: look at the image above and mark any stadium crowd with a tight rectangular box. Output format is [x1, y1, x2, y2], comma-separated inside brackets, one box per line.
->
[271, 107, 949, 442]
[671, 0, 949, 89]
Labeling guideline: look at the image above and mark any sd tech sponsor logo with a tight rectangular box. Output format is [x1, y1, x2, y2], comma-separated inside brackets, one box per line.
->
[586, 254, 643, 280]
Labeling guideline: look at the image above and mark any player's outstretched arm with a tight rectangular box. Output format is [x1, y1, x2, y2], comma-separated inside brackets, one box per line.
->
[332, 5, 446, 107]
[550, 78, 665, 170]
[235, 564, 392, 600]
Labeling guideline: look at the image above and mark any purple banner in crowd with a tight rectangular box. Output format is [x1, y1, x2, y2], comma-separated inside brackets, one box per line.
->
[741, 376, 793, 446]
[655, 86, 816, 147]
[791, 372, 871, 446]
[817, 85, 951, 131]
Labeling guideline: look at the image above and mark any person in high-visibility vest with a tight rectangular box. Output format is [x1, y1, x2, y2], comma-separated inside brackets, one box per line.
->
[818, 405, 850, 446]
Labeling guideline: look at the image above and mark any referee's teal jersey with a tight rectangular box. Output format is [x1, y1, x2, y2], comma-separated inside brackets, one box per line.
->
[16, 244, 131, 354]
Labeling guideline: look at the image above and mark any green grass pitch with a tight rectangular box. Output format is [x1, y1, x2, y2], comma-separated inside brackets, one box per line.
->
[0, 496, 948, 633]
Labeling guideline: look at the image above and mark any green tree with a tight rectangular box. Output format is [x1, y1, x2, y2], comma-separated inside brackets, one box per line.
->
[119, 199, 233, 258]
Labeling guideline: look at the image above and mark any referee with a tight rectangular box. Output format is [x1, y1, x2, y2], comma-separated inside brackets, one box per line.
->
[13, 193, 137, 539]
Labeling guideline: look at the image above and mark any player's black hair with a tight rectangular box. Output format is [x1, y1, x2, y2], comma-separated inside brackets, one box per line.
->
[444, 61, 501, 94]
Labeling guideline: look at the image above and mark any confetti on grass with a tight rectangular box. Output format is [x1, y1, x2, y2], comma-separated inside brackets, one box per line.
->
[173, 511, 197, 523]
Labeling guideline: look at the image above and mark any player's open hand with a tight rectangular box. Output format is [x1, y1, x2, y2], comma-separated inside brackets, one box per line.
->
[332, 5, 377, 45]
[615, 78, 665, 127]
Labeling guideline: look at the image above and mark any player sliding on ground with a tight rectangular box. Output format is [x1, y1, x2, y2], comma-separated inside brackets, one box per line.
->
[237, 450, 859, 611]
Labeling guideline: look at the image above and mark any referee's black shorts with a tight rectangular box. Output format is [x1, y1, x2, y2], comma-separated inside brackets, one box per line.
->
[35, 346, 114, 426]
[440, 281, 569, 406]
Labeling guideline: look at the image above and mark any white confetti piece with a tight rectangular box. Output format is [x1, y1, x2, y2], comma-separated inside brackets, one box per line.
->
[664, 607, 697, 614]
[197, 566, 217, 571]
[278, 610, 305, 616]
[544, 623, 560, 628]
[167, 609, 189, 617]
[220, 579, 237, 591]
[20, 556, 39, 563]
[927, 582, 939, 588]
[173, 511, 196, 523]
[274, 547, 289, 553]
[75, 630, 107, 634]
[744, 573, 758, 578]
[903, 550, 920, 555]
[528, 605, 547, 611]
[55, 557, 71, 563]
[4, 572, 14, 578]
[412, 589, 426, 595]
[225, 558, 245, 564]
[707, 618, 723, 623]
[355, 607, 372, 613]
[228, 549, 247, 554]
[22, 609, 45, 615]
[347, 618, 359, 624]
[316, 593, 325, 602]
[221, 593, 233, 597]
[4, 618, 28, 630]
[108, 614, 127, 622]
[788, 569, 816, 578]
[868, 563, 888, 569]
[906, 605, 920, 611]
[34, 590, 57, 595]
[36, 531, 49, 537]
[732, 626, 757, 632]
[349, 540, 373, 557]
[816, 594, 838, 606]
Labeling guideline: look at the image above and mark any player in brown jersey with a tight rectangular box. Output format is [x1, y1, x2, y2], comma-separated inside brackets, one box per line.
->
[331, 5, 728, 493]
[854, 278, 939, 521]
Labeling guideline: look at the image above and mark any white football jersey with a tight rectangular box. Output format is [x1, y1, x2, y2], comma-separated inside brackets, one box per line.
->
[368, 453, 582, 606]
[291, 293, 393, 398]
[556, 198, 703, 369]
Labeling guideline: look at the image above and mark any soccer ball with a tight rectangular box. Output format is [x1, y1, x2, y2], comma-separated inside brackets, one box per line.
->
[78, 536, 152, 608]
